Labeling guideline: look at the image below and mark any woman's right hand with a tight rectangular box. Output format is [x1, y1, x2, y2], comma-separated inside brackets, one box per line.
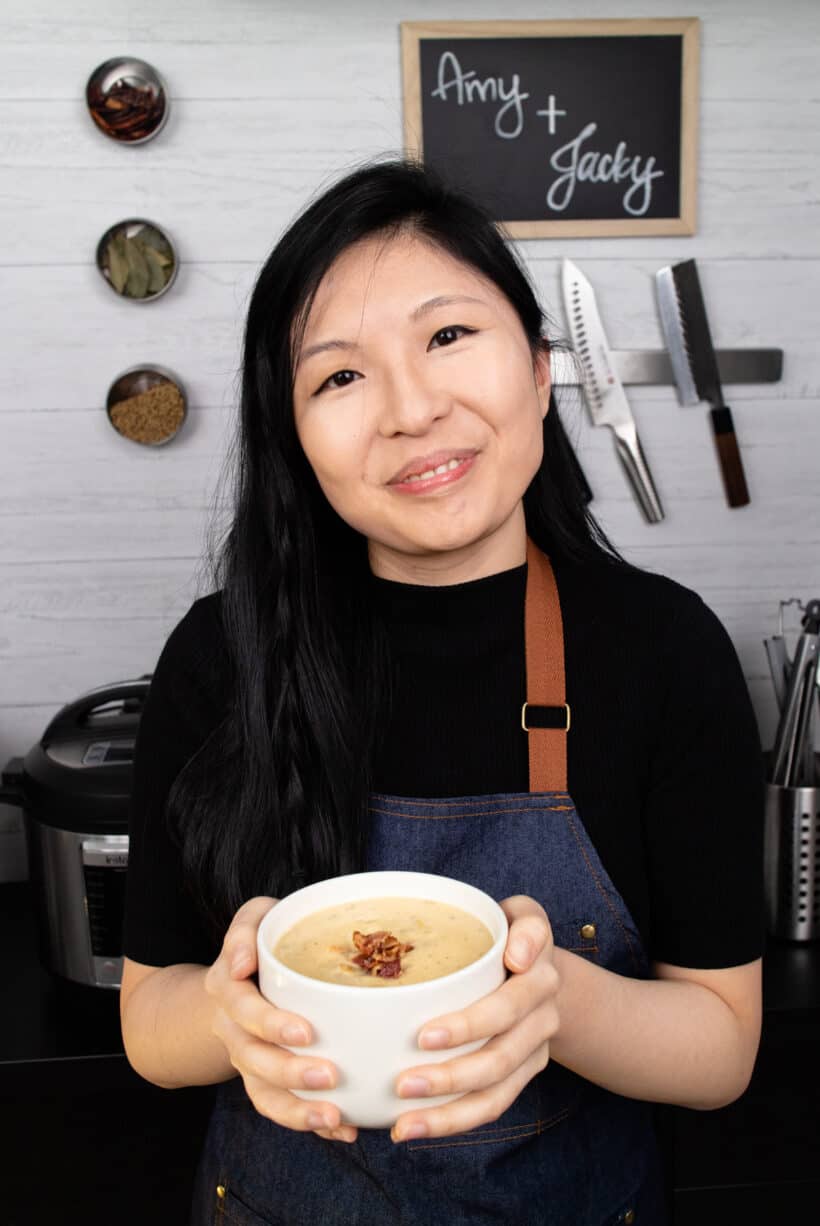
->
[204, 895, 357, 1144]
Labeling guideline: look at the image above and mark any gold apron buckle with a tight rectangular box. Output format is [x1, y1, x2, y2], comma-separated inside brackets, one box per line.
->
[521, 702, 571, 733]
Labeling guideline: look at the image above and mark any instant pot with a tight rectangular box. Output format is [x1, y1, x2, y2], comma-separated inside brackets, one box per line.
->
[0, 678, 151, 989]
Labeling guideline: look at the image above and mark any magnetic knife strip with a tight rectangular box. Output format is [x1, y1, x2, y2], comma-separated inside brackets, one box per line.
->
[550, 349, 783, 387]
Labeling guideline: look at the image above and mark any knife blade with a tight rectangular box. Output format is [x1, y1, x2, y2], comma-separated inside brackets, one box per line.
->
[561, 259, 664, 524]
[655, 259, 750, 508]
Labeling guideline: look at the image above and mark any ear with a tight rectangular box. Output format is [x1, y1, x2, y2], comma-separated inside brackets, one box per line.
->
[533, 340, 552, 419]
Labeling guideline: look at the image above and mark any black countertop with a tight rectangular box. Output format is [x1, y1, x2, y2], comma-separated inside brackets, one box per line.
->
[2, 881, 131, 1093]
[2, 880, 818, 1092]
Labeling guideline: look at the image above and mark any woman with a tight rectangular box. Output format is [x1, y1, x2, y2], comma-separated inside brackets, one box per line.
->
[120, 155, 765, 1226]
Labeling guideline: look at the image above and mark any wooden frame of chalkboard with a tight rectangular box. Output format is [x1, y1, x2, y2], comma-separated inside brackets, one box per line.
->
[401, 18, 700, 238]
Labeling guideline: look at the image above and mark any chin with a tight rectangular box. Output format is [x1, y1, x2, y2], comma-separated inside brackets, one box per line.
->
[407, 527, 499, 562]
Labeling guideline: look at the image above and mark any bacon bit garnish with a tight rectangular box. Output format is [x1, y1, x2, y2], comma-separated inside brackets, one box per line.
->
[349, 929, 414, 979]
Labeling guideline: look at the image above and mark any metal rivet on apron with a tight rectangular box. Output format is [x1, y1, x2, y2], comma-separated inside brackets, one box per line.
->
[623, 1209, 635, 1224]
[580, 923, 596, 940]
[216, 1185, 226, 1199]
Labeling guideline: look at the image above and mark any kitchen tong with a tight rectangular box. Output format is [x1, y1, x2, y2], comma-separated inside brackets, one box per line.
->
[767, 598, 820, 788]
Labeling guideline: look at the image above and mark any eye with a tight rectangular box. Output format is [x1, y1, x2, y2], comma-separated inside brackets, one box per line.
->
[313, 326, 476, 395]
[315, 369, 360, 395]
[429, 325, 476, 348]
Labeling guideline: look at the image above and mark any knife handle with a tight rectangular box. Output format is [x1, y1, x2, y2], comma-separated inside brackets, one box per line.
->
[611, 421, 664, 524]
[710, 406, 750, 508]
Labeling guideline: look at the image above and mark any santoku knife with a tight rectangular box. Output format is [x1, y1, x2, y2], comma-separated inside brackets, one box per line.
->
[561, 259, 664, 524]
[655, 259, 750, 508]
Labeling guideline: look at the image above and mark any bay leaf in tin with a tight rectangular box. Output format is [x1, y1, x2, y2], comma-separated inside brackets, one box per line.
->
[138, 226, 172, 257]
[99, 220, 176, 300]
[142, 243, 167, 293]
[106, 234, 129, 293]
[124, 238, 150, 297]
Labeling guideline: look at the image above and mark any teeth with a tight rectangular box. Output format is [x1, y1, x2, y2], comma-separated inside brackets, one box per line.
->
[405, 457, 464, 482]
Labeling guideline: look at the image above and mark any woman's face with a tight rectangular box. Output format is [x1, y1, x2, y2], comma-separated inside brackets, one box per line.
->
[291, 232, 550, 581]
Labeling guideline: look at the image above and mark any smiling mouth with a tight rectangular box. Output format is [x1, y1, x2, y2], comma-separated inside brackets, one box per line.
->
[387, 452, 479, 494]
[402, 457, 465, 483]
[387, 448, 480, 485]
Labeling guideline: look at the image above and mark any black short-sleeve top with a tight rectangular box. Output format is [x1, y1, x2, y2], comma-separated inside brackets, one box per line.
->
[122, 555, 766, 972]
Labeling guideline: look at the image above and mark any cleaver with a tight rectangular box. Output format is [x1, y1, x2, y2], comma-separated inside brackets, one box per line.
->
[655, 259, 750, 508]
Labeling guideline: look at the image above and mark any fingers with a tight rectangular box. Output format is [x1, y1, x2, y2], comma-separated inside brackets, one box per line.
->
[312, 1122, 359, 1144]
[217, 1012, 356, 1141]
[205, 895, 357, 1143]
[206, 896, 316, 1047]
[213, 1012, 336, 1092]
[245, 1071, 342, 1133]
[387, 897, 560, 1144]
[396, 998, 557, 1103]
[208, 969, 315, 1048]
[417, 953, 560, 1051]
[409, 894, 556, 1051]
[245, 1067, 357, 1141]
[223, 895, 280, 977]
[500, 895, 554, 972]
[391, 1037, 551, 1143]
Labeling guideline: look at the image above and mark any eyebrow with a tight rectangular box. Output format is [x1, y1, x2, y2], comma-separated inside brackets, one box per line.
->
[297, 295, 487, 365]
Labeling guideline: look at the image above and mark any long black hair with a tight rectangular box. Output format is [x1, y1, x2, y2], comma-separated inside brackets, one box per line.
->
[168, 153, 629, 947]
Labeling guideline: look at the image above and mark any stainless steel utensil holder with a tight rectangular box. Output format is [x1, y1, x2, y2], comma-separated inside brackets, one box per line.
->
[765, 765, 819, 942]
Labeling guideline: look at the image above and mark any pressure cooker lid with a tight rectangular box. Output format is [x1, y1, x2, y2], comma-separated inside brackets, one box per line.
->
[2, 678, 153, 833]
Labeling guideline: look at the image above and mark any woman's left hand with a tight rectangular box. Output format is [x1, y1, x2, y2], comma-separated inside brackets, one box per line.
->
[389, 894, 560, 1144]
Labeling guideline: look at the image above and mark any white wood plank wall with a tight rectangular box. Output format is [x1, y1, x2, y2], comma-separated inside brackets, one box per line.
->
[2, 0, 818, 878]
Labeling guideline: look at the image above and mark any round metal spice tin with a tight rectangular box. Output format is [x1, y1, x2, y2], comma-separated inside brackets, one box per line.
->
[105, 365, 187, 446]
[85, 57, 170, 144]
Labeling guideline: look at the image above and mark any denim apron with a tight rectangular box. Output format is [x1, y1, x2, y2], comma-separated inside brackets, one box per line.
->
[190, 538, 669, 1225]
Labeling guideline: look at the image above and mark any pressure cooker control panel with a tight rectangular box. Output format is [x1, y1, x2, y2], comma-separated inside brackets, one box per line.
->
[82, 740, 135, 766]
[43, 738, 136, 769]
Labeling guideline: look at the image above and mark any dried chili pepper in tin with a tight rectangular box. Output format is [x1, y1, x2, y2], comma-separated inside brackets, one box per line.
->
[85, 57, 169, 144]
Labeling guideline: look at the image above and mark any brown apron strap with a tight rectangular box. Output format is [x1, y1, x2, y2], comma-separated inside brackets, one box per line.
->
[523, 536, 570, 793]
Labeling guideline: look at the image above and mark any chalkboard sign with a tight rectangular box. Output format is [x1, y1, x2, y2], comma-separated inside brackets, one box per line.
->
[401, 18, 699, 238]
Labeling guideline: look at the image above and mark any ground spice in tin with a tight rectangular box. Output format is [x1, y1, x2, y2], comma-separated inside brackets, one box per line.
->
[109, 381, 185, 444]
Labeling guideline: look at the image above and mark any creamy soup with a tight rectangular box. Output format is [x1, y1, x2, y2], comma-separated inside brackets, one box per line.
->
[272, 896, 495, 987]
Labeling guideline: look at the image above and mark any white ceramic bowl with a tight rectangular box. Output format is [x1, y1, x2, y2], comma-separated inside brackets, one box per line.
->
[256, 870, 509, 1128]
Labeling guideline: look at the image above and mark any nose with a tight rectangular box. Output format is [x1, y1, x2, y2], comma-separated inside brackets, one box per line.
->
[377, 353, 450, 437]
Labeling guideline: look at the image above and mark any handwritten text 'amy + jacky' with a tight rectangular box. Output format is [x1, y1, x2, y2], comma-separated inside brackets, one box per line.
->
[432, 51, 664, 217]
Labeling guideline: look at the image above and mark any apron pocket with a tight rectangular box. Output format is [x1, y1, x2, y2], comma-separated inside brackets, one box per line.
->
[210, 1179, 282, 1226]
[599, 1155, 669, 1225]
[404, 1061, 584, 1154]
[553, 917, 602, 960]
